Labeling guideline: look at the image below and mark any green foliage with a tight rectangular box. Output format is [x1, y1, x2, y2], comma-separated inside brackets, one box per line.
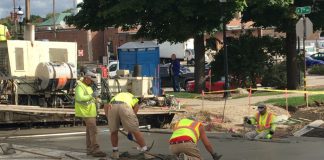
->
[261, 62, 287, 89]
[165, 92, 200, 99]
[211, 33, 284, 88]
[66, 0, 246, 42]
[308, 65, 324, 75]
[263, 94, 324, 108]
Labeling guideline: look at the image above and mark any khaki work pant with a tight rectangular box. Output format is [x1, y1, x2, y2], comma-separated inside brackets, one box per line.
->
[107, 103, 139, 132]
[169, 142, 202, 160]
[83, 117, 100, 153]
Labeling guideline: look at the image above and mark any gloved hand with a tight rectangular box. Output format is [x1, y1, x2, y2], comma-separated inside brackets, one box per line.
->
[211, 152, 222, 160]
[244, 117, 251, 124]
[127, 133, 133, 141]
[92, 91, 100, 98]
[269, 130, 274, 135]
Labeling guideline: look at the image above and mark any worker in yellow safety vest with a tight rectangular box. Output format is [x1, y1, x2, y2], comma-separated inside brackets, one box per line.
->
[104, 92, 152, 159]
[169, 118, 222, 160]
[0, 24, 11, 41]
[244, 104, 276, 140]
[75, 72, 106, 157]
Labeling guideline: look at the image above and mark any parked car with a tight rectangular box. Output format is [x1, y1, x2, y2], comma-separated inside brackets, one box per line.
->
[186, 80, 225, 92]
[306, 56, 324, 68]
[310, 52, 324, 61]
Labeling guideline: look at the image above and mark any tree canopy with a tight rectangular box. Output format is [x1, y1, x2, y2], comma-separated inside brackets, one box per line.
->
[66, 0, 246, 92]
[211, 33, 284, 88]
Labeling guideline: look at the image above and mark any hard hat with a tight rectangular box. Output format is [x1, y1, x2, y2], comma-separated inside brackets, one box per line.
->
[84, 71, 97, 82]
[257, 103, 266, 112]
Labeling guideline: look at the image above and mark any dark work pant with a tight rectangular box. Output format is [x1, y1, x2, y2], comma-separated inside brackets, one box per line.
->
[172, 75, 180, 92]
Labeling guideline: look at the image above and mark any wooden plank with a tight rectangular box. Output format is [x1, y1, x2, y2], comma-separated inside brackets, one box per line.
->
[293, 120, 324, 137]
[0, 105, 184, 115]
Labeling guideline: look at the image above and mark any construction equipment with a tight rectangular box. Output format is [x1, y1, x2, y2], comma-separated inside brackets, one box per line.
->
[0, 40, 77, 107]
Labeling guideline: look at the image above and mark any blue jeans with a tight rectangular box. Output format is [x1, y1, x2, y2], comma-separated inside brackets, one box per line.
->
[172, 75, 180, 92]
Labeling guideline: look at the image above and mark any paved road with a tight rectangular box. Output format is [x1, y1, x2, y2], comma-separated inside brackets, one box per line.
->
[1, 127, 324, 160]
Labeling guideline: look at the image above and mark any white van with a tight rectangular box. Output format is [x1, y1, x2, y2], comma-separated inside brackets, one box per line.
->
[107, 61, 119, 78]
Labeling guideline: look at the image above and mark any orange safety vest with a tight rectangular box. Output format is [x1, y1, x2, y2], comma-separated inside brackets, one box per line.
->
[255, 112, 273, 131]
[170, 119, 201, 143]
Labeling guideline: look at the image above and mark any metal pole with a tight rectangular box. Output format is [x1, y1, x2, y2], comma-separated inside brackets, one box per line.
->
[223, 19, 231, 98]
[303, 15, 307, 101]
[53, 0, 56, 39]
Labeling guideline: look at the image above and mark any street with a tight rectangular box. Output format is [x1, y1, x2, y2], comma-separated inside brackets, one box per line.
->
[1, 127, 324, 160]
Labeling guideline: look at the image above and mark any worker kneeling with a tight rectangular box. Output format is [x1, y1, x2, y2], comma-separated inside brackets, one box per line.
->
[244, 104, 276, 140]
[169, 118, 222, 160]
[104, 92, 152, 159]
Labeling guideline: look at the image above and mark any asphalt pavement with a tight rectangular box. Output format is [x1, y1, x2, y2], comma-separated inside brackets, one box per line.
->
[1, 127, 324, 160]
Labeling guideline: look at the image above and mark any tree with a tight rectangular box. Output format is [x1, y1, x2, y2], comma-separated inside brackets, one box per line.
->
[211, 33, 284, 88]
[242, 0, 324, 89]
[30, 15, 44, 24]
[65, 0, 246, 93]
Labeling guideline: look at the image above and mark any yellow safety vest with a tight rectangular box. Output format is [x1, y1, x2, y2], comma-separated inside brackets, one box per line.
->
[170, 119, 201, 143]
[254, 112, 274, 133]
[0, 24, 8, 41]
[110, 92, 139, 108]
[74, 81, 97, 117]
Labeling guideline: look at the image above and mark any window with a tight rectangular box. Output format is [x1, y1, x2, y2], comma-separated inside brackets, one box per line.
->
[49, 48, 68, 62]
[15, 48, 24, 70]
[109, 64, 117, 71]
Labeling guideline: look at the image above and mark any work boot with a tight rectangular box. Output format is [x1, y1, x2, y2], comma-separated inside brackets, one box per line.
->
[178, 153, 188, 160]
[111, 150, 119, 159]
[91, 150, 106, 157]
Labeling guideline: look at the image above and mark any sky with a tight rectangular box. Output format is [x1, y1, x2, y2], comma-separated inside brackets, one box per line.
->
[0, 0, 79, 19]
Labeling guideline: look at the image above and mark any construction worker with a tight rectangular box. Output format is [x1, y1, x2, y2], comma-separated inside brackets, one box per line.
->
[74, 72, 106, 157]
[104, 92, 152, 159]
[244, 104, 276, 139]
[0, 24, 11, 41]
[169, 118, 222, 160]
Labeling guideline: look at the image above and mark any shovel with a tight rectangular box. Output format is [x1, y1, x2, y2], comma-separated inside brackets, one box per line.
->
[118, 130, 165, 160]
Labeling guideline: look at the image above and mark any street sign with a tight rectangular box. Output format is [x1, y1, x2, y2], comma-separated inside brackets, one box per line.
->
[296, 17, 313, 39]
[296, 6, 311, 15]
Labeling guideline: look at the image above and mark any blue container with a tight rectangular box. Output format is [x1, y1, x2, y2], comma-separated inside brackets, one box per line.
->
[118, 41, 161, 95]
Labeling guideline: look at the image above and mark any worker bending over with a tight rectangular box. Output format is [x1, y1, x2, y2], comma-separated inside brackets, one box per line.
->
[104, 92, 152, 159]
[244, 104, 276, 139]
[75, 72, 106, 157]
[169, 117, 222, 160]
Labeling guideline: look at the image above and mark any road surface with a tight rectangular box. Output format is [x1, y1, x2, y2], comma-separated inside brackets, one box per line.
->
[1, 127, 324, 160]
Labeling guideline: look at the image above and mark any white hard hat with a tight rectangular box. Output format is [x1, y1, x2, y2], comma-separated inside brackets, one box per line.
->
[84, 71, 97, 81]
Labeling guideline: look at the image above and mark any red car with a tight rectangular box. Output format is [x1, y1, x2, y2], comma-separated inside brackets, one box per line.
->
[186, 80, 226, 92]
